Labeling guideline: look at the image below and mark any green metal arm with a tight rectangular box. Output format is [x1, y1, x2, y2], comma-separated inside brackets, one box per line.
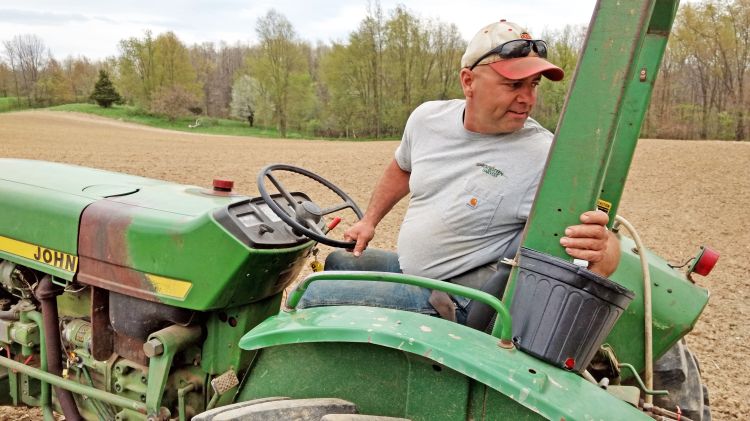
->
[0, 355, 147, 413]
[618, 363, 669, 396]
[287, 271, 513, 345]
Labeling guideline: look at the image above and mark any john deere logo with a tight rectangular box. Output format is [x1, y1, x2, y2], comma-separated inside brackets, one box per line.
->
[476, 163, 504, 178]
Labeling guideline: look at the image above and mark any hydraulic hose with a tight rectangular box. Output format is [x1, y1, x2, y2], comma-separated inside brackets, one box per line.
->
[35, 276, 83, 421]
[613, 215, 653, 404]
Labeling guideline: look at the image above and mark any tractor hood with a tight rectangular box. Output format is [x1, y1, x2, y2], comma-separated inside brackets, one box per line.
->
[0, 158, 244, 214]
[0, 159, 312, 310]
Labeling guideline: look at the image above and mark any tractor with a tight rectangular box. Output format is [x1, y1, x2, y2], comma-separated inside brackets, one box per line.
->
[0, 0, 718, 420]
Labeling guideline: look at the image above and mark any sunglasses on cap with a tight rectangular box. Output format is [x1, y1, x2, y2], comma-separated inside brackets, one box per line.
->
[468, 39, 549, 70]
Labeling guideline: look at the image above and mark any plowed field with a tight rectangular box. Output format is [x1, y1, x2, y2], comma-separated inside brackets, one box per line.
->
[0, 110, 748, 420]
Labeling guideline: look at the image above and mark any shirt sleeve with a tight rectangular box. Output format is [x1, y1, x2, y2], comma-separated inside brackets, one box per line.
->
[394, 108, 418, 172]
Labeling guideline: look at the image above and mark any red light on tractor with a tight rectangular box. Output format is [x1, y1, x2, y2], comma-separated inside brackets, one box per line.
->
[564, 357, 575, 370]
[690, 246, 719, 277]
[212, 178, 234, 192]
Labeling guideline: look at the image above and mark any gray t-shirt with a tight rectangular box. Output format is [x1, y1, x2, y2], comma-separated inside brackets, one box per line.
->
[395, 99, 553, 280]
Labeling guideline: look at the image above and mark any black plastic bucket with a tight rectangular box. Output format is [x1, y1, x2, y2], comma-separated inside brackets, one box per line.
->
[510, 247, 635, 372]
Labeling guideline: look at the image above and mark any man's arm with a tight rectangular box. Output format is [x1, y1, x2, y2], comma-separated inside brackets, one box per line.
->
[560, 210, 621, 276]
[345, 159, 410, 256]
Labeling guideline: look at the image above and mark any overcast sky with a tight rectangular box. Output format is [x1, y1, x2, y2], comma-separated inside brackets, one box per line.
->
[0, 0, 598, 60]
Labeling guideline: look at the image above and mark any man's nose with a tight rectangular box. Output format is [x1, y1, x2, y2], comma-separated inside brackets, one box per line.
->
[517, 83, 537, 104]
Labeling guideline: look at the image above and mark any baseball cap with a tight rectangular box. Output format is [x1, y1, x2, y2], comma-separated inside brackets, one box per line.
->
[461, 20, 564, 81]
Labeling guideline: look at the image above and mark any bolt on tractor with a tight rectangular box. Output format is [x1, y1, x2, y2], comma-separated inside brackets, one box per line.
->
[0, 0, 718, 420]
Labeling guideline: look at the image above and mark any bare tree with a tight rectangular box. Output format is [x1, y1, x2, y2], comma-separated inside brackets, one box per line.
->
[213, 43, 247, 117]
[691, 0, 750, 141]
[189, 42, 216, 115]
[0, 60, 15, 98]
[3, 34, 48, 106]
[428, 21, 465, 100]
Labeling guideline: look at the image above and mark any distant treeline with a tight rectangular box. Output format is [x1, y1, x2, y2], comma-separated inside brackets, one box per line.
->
[1, 0, 748, 140]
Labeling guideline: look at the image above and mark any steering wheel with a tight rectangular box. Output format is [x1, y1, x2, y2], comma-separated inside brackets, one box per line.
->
[257, 164, 363, 248]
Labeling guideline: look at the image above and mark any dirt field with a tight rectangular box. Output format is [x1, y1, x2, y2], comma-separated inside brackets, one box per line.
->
[0, 110, 748, 420]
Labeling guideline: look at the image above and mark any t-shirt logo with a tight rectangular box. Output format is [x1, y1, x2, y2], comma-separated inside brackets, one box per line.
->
[467, 197, 479, 209]
[476, 162, 504, 178]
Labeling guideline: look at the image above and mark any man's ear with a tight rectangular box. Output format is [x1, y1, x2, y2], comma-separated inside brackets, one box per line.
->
[459, 68, 474, 98]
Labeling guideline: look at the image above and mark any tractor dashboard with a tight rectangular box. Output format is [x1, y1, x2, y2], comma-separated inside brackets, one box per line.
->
[213, 193, 315, 249]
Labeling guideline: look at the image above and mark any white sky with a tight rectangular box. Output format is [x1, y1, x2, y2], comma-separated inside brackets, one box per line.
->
[0, 0, 598, 60]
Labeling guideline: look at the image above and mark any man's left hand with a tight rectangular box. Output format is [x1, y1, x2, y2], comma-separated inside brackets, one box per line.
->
[560, 210, 620, 276]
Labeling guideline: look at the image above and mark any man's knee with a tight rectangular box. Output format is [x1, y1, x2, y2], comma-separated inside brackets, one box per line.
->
[324, 249, 401, 273]
[324, 250, 355, 271]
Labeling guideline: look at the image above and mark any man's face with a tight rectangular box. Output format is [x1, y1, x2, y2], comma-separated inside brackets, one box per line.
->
[462, 66, 541, 134]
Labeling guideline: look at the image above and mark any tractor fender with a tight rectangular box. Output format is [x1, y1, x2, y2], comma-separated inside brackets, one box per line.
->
[240, 305, 651, 421]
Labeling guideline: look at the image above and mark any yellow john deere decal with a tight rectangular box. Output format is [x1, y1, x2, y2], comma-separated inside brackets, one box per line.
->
[147, 274, 192, 300]
[596, 199, 613, 215]
[0, 235, 78, 272]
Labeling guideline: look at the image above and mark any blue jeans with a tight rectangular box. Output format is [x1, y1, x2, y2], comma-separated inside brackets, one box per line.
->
[297, 249, 469, 323]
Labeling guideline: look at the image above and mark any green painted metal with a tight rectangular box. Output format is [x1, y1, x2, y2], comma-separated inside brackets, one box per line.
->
[119, 210, 311, 309]
[239, 306, 651, 420]
[162, 365, 207, 420]
[502, 0, 679, 305]
[145, 325, 202, 417]
[113, 361, 148, 407]
[56, 285, 91, 319]
[0, 158, 313, 310]
[600, 0, 680, 223]
[0, 355, 147, 413]
[241, 342, 476, 420]
[81, 365, 117, 421]
[521, 0, 658, 260]
[10, 320, 39, 349]
[201, 294, 282, 376]
[618, 363, 668, 396]
[605, 235, 709, 375]
[177, 383, 196, 421]
[6, 360, 18, 407]
[24, 311, 55, 421]
[0, 161, 95, 280]
[82, 191, 311, 310]
[289, 271, 513, 343]
[473, 382, 547, 420]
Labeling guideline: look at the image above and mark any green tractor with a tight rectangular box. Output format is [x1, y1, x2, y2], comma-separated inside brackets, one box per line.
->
[0, 0, 718, 420]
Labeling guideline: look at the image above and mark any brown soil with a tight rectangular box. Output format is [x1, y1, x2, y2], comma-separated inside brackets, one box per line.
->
[0, 110, 748, 420]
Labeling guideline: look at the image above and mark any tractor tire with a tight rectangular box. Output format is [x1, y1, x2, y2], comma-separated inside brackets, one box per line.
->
[193, 397, 412, 421]
[652, 340, 711, 421]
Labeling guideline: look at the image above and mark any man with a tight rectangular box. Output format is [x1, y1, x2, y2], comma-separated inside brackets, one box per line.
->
[299, 20, 620, 323]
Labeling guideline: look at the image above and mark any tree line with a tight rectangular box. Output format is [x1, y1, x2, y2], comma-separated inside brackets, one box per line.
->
[1, 0, 748, 141]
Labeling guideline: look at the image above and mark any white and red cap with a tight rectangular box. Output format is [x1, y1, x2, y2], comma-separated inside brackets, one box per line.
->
[461, 20, 564, 81]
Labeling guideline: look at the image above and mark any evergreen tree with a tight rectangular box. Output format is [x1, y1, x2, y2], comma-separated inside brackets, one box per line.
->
[90, 70, 121, 108]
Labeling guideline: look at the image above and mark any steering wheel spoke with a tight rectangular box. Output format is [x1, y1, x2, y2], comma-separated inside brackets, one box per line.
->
[320, 202, 353, 216]
[306, 220, 326, 236]
[257, 164, 363, 248]
[266, 173, 299, 209]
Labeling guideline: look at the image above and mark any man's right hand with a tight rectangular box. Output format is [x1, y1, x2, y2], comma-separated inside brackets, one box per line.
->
[344, 220, 376, 256]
